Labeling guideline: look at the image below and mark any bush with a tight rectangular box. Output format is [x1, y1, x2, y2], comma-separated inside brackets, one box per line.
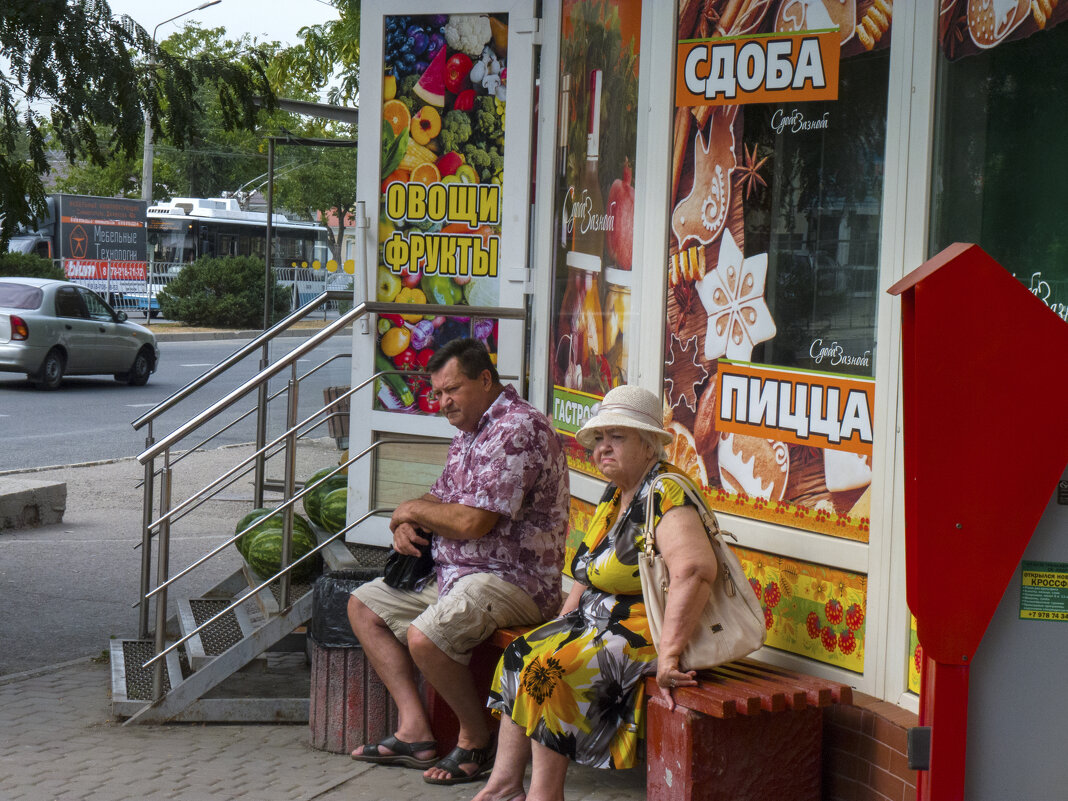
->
[157, 256, 290, 328]
[0, 252, 65, 280]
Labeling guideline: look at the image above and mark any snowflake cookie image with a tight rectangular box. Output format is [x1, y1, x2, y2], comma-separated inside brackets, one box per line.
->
[696, 228, 777, 362]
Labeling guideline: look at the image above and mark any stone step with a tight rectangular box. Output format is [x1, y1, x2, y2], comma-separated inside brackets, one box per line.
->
[0, 477, 66, 531]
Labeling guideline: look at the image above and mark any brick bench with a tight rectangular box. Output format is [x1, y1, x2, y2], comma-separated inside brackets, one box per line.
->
[455, 627, 852, 801]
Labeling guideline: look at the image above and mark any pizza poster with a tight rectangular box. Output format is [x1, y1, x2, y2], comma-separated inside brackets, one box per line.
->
[375, 13, 507, 413]
[663, 0, 893, 541]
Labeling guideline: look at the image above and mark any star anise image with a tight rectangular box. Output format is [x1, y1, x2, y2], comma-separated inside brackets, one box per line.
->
[673, 279, 704, 333]
[735, 141, 768, 200]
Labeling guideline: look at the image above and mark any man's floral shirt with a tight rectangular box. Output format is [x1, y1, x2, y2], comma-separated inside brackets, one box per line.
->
[430, 385, 569, 617]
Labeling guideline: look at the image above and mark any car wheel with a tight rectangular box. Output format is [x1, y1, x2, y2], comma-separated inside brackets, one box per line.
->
[125, 347, 153, 386]
[35, 349, 65, 391]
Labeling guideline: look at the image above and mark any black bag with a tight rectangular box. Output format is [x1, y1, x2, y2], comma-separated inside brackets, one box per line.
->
[382, 530, 434, 590]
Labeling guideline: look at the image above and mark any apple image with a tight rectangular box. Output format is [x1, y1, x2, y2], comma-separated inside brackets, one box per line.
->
[377, 265, 402, 302]
[452, 273, 472, 286]
[401, 265, 423, 288]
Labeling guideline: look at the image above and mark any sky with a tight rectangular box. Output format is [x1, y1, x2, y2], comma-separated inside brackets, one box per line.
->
[106, 0, 339, 47]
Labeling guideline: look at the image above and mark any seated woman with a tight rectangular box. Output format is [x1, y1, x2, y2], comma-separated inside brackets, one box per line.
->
[473, 385, 719, 801]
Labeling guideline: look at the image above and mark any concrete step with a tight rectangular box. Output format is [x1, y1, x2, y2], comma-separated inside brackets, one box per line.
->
[0, 477, 66, 531]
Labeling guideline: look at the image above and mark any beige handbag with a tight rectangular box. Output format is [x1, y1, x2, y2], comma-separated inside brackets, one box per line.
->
[639, 472, 766, 671]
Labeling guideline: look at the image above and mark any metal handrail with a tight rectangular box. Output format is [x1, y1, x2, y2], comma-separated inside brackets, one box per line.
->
[141, 351, 353, 481]
[141, 437, 414, 600]
[137, 300, 526, 464]
[131, 288, 355, 432]
[141, 506, 392, 670]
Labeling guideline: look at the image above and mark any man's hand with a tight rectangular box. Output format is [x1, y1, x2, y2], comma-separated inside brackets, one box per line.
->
[389, 494, 499, 542]
[392, 521, 430, 556]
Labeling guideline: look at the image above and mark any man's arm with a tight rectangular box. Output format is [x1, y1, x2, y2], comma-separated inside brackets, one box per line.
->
[391, 494, 500, 544]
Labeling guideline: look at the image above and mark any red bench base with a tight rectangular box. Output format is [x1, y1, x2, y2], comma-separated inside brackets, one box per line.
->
[647, 695, 822, 801]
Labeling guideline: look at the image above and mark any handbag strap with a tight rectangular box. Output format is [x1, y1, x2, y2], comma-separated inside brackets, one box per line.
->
[643, 472, 743, 598]
[643, 471, 726, 554]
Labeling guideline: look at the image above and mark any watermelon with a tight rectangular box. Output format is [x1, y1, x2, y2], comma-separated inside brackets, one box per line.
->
[302, 467, 347, 527]
[319, 487, 348, 534]
[244, 517, 320, 582]
[235, 507, 274, 557]
[235, 508, 314, 557]
[413, 46, 446, 106]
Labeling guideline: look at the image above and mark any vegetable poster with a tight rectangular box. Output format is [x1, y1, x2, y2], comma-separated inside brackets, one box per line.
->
[550, 0, 642, 475]
[663, 0, 893, 542]
[376, 13, 508, 413]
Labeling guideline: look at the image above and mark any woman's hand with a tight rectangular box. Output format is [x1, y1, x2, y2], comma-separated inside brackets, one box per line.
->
[654, 655, 697, 711]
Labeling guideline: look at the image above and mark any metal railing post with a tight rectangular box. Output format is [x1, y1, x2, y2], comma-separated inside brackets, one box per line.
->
[152, 459, 172, 701]
[279, 370, 299, 609]
[253, 342, 269, 508]
[138, 424, 156, 639]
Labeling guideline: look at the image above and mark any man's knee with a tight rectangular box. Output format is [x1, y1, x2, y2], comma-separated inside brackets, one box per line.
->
[347, 594, 382, 635]
[408, 625, 450, 665]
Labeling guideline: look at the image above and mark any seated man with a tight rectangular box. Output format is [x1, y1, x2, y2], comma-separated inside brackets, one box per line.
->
[348, 337, 570, 785]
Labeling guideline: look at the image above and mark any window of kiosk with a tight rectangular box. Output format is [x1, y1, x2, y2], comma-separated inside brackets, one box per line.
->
[664, 9, 893, 679]
[929, 17, 1068, 322]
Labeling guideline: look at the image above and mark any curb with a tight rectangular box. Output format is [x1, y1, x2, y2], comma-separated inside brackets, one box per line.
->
[0, 655, 95, 686]
[152, 326, 336, 343]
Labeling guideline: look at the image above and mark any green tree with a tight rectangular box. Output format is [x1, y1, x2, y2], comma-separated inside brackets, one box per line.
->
[271, 0, 361, 106]
[0, 0, 272, 243]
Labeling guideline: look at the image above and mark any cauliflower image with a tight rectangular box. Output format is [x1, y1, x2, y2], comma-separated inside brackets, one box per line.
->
[444, 14, 493, 58]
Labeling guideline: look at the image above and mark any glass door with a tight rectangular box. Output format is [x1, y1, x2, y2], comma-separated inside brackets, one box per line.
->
[349, 0, 538, 545]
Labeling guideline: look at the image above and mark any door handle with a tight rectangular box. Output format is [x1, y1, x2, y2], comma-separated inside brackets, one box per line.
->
[65, 324, 72, 330]
[99, 327, 106, 333]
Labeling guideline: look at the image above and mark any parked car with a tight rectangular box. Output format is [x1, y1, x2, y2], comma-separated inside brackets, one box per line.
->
[0, 278, 159, 389]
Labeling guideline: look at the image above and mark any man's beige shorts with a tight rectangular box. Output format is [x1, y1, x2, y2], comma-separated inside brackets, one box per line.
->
[350, 572, 543, 664]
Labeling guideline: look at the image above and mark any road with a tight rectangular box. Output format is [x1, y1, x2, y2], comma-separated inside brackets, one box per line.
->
[0, 335, 357, 471]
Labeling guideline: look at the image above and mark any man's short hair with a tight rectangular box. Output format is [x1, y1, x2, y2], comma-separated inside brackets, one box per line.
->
[426, 337, 500, 384]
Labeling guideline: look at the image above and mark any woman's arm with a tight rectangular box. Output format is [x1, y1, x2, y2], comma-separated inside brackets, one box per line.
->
[558, 579, 587, 616]
[650, 504, 718, 709]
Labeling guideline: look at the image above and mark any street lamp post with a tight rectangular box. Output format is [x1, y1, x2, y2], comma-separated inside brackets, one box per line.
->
[140, 1, 222, 203]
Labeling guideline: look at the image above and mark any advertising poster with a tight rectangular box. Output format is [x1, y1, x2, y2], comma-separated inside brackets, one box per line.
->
[738, 544, 867, 673]
[375, 13, 508, 413]
[549, 0, 642, 475]
[664, 0, 892, 542]
[57, 194, 147, 292]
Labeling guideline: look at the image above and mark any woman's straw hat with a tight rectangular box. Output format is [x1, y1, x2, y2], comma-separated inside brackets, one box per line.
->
[575, 385, 674, 449]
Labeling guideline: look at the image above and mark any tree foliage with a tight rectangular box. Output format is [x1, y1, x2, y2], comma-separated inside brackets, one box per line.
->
[0, 0, 273, 243]
[157, 255, 289, 328]
[270, 0, 361, 106]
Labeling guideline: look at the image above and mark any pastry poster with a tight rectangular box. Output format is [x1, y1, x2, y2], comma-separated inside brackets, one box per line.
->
[664, 0, 892, 541]
[549, 0, 642, 475]
[375, 13, 507, 413]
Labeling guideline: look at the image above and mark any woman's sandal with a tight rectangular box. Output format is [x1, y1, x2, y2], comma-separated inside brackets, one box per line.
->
[351, 734, 438, 769]
[422, 742, 496, 785]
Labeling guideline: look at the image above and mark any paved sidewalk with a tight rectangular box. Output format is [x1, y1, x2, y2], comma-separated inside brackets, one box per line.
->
[0, 658, 644, 801]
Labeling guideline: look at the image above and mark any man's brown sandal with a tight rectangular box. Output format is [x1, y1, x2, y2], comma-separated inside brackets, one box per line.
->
[351, 735, 438, 769]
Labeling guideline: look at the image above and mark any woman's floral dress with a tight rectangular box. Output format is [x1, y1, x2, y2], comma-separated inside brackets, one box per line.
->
[487, 461, 695, 769]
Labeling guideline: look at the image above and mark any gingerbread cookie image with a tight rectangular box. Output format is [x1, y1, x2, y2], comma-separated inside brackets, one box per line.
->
[671, 106, 738, 251]
[967, 0, 1030, 47]
[776, 0, 858, 46]
[718, 432, 791, 501]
